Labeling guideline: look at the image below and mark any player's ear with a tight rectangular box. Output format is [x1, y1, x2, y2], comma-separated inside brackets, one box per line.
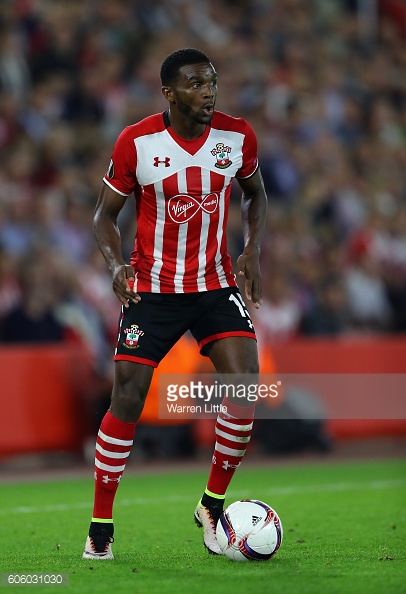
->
[162, 86, 175, 103]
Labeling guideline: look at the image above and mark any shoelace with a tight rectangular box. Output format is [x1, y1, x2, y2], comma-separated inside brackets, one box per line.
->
[89, 535, 114, 553]
[206, 509, 216, 530]
[205, 507, 222, 532]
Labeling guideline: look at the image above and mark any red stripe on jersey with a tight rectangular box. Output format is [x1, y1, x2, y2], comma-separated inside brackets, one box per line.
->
[160, 173, 180, 292]
[184, 167, 202, 292]
[132, 185, 157, 292]
[206, 172, 235, 290]
[202, 170, 222, 290]
[219, 182, 231, 277]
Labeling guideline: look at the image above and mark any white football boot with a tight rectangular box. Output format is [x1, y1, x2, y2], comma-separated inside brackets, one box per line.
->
[82, 526, 114, 560]
[194, 501, 223, 555]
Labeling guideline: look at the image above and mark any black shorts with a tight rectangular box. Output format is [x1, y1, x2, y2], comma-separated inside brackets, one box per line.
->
[114, 287, 256, 367]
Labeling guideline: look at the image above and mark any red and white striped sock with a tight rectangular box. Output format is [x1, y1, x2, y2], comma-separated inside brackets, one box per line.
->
[92, 410, 136, 521]
[205, 398, 255, 499]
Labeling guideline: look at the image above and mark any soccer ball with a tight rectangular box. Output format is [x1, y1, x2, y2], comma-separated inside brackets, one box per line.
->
[216, 499, 283, 561]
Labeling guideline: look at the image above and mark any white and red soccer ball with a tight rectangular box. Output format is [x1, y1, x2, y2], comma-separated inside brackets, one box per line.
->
[216, 499, 283, 561]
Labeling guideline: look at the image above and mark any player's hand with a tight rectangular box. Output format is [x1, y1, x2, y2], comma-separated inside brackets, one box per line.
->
[112, 265, 141, 307]
[236, 244, 262, 309]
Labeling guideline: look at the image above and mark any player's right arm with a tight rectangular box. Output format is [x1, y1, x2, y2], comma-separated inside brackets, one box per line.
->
[93, 183, 140, 307]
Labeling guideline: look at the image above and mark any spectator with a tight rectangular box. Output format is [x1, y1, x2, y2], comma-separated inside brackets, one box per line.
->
[300, 274, 350, 336]
[254, 271, 301, 343]
[0, 253, 69, 343]
[0, 0, 404, 371]
[0, 246, 20, 320]
[344, 249, 393, 332]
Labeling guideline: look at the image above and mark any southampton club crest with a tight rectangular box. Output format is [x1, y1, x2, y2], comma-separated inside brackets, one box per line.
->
[211, 142, 232, 169]
[124, 324, 144, 348]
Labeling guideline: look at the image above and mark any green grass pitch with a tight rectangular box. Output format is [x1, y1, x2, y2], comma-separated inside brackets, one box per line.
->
[0, 458, 405, 594]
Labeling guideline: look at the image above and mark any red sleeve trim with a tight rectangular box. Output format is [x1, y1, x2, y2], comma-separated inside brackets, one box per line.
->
[103, 177, 132, 196]
[236, 162, 259, 180]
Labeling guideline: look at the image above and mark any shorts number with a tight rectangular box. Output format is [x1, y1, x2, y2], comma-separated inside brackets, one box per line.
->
[229, 293, 248, 317]
[229, 294, 254, 329]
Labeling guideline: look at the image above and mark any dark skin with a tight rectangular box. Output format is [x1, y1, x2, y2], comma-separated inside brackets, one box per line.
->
[94, 61, 268, 422]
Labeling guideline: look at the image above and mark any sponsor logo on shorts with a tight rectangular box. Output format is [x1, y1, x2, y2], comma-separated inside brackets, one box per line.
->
[123, 324, 144, 348]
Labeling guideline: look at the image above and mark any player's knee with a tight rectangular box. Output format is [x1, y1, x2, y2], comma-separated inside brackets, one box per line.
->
[237, 350, 259, 377]
[111, 373, 149, 422]
[110, 387, 146, 422]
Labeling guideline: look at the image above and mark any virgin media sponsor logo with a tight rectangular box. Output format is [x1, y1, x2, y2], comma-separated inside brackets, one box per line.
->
[168, 193, 219, 223]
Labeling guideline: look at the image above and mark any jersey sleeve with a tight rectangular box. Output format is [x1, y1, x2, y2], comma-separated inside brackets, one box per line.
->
[103, 127, 137, 196]
[235, 120, 259, 179]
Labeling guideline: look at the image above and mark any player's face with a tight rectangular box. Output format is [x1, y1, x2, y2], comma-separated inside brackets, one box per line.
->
[169, 63, 218, 125]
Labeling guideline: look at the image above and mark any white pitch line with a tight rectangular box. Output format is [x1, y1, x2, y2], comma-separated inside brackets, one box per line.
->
[1, 479, 405, 516]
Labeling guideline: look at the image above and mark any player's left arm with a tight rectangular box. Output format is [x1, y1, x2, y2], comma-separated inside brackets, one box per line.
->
[236, 168, 268, 309]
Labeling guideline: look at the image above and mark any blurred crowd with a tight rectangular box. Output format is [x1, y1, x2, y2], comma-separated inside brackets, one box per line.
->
[0, 0, 406, 368]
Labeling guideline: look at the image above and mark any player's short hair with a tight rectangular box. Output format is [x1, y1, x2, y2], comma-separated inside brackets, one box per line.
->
[160, 48, 211, 86]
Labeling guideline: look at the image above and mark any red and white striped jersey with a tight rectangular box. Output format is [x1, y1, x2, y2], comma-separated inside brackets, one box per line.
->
[103, 110, 258, 293]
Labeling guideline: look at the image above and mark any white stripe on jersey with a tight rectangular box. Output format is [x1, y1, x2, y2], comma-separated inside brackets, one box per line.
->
[214, 179, 231, 289]
[150, 179, 165, 292]
[174, 168, 188, 293]
[196, 168, 211, 292]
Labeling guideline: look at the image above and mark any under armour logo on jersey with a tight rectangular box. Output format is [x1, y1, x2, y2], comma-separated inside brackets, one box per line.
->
[154, 156, 171, 167]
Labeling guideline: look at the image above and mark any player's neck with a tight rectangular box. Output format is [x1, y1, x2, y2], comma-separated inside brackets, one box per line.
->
[167, 110, 207, 140]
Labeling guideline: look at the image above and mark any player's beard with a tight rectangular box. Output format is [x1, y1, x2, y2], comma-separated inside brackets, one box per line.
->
[177, 99, 214, 125]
